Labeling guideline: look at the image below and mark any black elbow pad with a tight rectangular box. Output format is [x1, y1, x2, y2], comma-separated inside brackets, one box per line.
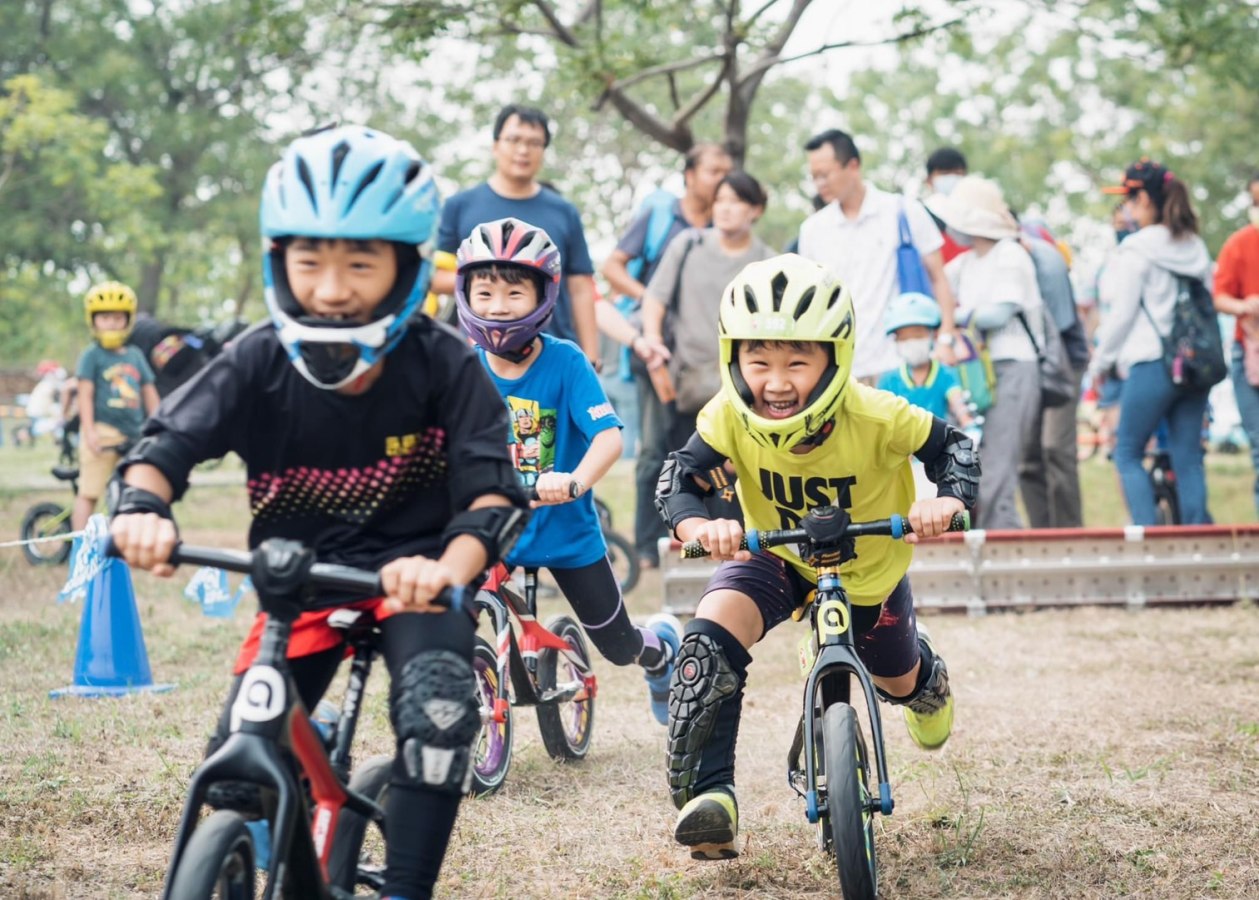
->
[442, 506, 530, 567]
[922, 425, 981, 508]
[655, 456, 710, 533]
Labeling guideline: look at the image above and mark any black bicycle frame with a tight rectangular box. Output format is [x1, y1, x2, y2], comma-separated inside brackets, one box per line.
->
[789, 566, 895, 823]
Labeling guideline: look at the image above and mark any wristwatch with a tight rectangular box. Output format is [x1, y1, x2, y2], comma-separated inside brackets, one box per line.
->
[937, 332, 956, 347]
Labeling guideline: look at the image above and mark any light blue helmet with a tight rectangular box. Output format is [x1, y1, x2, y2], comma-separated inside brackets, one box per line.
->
[259, 125, 441, 390]
[883, 291, 941, 335]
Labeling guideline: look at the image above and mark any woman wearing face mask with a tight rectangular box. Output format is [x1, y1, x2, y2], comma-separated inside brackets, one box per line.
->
[928, 176, 1047, 529]
[1092, 158, 1214, 525]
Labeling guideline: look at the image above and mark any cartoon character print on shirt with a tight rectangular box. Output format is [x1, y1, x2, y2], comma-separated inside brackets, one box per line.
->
[103, 362, 144, 410]
[757, 468, 857, 530]
[507, 395, 557, 488]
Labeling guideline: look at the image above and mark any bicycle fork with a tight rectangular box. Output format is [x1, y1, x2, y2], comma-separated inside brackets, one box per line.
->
[786, 580, 895, 825]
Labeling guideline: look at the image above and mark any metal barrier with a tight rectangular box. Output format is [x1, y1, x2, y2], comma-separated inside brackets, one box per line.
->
[659, 525, 1259, 617]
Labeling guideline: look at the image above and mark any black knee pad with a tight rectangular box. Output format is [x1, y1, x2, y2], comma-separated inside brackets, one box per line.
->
[391, 650, 481, 796]
[667, 630, 743, 809]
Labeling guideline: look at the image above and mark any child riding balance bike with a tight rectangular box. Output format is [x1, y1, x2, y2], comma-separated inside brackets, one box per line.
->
[654, 254, 980, 870]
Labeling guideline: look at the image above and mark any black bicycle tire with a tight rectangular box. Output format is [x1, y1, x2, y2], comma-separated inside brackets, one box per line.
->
[603, 529, 640, 595]
[535, 614, 595, 761]
[20, 501, 72, 566]
[822, 703, 877, 900]
[469, 635, 513, 796]
[165, 809, 256, 900]
[327, 754, 392, 894]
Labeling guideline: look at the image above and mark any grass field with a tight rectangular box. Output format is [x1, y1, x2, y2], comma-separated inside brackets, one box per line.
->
[0, 444, 1257, 898]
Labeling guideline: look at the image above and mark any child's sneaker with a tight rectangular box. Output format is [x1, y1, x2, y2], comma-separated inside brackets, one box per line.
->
[643, 612, 682, 725]
[674, 787, 740, 860]
[902, 625, 953, 751]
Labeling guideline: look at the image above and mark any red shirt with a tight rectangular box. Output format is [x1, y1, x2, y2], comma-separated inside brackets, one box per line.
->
[1214, 224, 1259, 345]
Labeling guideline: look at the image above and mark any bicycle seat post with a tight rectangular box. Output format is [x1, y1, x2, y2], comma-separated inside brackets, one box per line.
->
[523, 568, 539, 618]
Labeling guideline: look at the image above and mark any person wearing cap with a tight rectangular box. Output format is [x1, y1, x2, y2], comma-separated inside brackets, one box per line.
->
[1212, 171, 1259, 518]
[923, 147, 970, 263]
[927, 175, 1046, 529]
[1092, 158, 1214, 525]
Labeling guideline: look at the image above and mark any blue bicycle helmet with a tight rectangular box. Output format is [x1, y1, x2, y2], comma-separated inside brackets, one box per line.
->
[260, 125, 441, 390]
[883, 291, 941, 335]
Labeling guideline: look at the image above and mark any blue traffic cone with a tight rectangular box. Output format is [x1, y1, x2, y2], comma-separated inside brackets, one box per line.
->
[50, 556, 175, 698]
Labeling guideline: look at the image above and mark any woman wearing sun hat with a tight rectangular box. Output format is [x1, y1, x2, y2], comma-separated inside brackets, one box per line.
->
[1092, 158, 1214, 525]
[927, 175, 1046, 529]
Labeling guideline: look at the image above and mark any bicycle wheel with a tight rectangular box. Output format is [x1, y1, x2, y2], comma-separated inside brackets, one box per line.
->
[603, 529, 640, 595]
[327, 754, 392, 895]
[822, 703, 877, 900]
[535, 614, 595, 761]
[165, 809, 256, 900]
[469, 635, 512, 796]
[20, 501, 72, 566]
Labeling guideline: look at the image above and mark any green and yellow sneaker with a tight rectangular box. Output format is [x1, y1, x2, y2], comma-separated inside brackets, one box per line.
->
[902, 627, 954, 751]
[674, 788, 740, 860]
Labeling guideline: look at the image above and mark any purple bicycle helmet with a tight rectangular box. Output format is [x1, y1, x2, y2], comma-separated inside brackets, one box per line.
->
[455, 217, 561, 361]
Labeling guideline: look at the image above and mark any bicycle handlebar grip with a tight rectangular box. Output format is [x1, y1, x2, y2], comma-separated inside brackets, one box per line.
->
[527, 482, 584, 501]
[679, 535, 753, 559]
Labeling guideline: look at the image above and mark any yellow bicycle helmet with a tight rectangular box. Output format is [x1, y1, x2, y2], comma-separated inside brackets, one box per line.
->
[717, 254, 855, 451]
[84, 281, 138, 349]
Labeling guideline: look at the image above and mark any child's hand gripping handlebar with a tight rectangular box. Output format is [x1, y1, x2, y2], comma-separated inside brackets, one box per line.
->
[679, 511, 971, 559]
[102, 537, 469, 614]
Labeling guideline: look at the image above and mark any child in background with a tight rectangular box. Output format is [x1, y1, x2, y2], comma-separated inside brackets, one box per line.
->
[454, 217, 682, 724]
[878, 292, 975, 427]
[72, 282, 160, 530]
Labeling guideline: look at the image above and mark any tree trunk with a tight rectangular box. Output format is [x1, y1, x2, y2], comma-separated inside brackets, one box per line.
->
[136, 256, 164, 316]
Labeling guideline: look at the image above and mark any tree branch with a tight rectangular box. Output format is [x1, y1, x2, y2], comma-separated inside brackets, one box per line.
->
[738, 15, 964, 87]
[606, 52, 725, 93]
[529, 0, 579, 47]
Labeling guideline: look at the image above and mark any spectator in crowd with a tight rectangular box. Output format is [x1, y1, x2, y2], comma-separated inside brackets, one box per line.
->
[798, 129, 960, 382]
[923, 147, 970, 263]
[641, 170, 776, 451]
[1093, 158, 1214, 525]
[928, 176, 1046, 529]
[1212, 171, 1259, 517]
[432, 104, 599, 366]
[24, 359, 68, 444]
[601, 142, 733, 569]
[1016, 216, 1090, 527]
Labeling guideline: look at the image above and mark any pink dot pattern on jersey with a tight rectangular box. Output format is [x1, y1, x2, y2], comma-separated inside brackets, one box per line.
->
[247, 427, 448, 525]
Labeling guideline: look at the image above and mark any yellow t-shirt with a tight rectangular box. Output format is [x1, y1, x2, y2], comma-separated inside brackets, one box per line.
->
[696, 380, 932, 605]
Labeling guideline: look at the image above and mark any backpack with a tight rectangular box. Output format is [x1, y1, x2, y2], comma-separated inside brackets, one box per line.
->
[618, 188, 683, 380]
[1140, 274, 1227, 393]
[896, 201, 933, 297]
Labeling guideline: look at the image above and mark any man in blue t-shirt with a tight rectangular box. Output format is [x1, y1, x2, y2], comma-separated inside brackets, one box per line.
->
[431, 104, 598, 366]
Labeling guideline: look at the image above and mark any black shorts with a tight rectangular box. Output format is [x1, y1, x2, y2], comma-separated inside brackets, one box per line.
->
[702, 551, 921, 678]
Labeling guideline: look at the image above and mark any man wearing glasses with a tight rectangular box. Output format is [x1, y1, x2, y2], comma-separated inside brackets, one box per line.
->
[433, 104, 599, 366]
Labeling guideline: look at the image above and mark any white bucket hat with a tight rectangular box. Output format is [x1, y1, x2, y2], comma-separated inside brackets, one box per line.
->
[926, 175, 1019, 240]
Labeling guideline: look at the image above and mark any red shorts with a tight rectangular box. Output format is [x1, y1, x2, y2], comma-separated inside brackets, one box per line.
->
[233, 597, 399, 675]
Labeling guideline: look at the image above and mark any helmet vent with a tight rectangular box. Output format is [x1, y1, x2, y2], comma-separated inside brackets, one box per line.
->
[792, 286, 816, 321]
[770, 272, 789, 312]
[403, 160, 423, 185]
[296, 157, 318, 211]
[826, 287, 842, 308]
[346, 160, 384, 211]
[500, 219, 517, 246]
[329, 141, 351, 192]
[742, 285, 759, 313]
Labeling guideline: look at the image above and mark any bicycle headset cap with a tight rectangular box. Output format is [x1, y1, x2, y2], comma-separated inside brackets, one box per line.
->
[718, 253, 855, 451]
[454, 217, 562, 362]
[259, 124, 441, 390]
[883, 291, 941, 335]
[84, 281, 139, 350]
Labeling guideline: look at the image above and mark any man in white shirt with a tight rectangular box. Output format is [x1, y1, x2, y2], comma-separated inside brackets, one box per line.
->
[798, 129, 961, 381]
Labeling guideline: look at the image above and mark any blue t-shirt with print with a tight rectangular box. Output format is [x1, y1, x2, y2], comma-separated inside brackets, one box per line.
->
[477, 335, 622, 569]
[876, 360, 961, 421]
[438, 183, 594, 345]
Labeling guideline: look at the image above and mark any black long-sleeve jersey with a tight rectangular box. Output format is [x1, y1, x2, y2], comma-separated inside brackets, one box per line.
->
[134, 318, 525, 574]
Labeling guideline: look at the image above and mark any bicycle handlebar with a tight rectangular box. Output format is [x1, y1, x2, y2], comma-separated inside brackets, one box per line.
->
[103, 538, 466, 612]
[527, 481, 584, 501]
[679, 510, 971, 560]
